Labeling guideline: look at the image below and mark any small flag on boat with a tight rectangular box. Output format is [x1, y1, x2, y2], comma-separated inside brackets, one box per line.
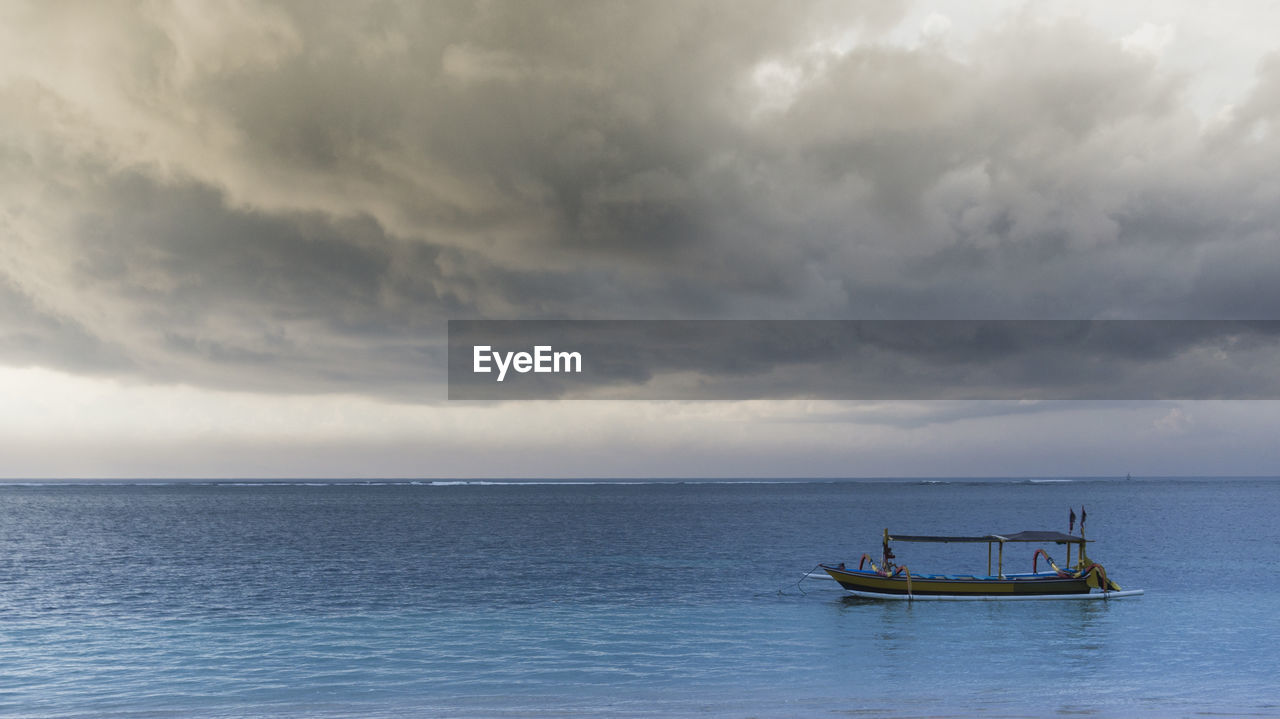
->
[1081, 506, 1086, 529]
[1069, 508, 1076, 533]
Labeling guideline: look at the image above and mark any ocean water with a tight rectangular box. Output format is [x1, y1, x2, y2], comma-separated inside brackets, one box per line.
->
[1, 478, 1278, 718]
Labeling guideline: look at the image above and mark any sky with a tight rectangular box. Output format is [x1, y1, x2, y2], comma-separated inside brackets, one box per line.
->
[3, 1, 1280, 479]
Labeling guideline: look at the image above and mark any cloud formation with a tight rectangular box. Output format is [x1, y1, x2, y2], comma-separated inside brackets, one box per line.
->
[3, 1, 1280, 402]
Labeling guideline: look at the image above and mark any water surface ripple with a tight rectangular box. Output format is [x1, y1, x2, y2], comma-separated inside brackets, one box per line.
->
[1, 478, 1277, 717]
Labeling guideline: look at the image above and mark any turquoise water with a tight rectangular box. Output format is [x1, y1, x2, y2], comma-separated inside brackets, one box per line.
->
[1, 478, 1278, 718]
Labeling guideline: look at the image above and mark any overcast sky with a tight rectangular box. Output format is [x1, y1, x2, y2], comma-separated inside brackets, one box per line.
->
[3, 1, 1280, 478]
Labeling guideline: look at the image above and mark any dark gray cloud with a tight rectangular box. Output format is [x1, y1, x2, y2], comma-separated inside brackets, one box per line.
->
[0, 275, 136, 375]
[4, 2, 1280, 400]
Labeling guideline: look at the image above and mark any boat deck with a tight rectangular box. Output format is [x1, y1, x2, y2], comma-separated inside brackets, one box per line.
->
[864, 570, 1065, 581]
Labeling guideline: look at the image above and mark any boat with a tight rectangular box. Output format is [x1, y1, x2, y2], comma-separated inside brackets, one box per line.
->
[820, 528, 1143, 601]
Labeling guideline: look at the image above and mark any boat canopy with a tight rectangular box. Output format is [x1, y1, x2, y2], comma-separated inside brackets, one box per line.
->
[888, 531, 1085, 544]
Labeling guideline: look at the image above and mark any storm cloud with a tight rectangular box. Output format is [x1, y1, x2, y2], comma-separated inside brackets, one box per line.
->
[3, 0, 1280, 402]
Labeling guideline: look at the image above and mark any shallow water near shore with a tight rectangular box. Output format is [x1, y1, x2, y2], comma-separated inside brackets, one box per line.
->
[2, 477, 1277, 718]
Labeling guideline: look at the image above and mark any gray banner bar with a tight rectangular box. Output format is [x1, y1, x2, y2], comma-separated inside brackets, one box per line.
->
[447, 320, 1280, 400]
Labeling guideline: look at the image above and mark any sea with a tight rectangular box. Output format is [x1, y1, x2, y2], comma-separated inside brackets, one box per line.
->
[1, 477, 1277, 718]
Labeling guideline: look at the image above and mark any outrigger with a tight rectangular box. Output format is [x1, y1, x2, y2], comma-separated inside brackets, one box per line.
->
[821, 526, 1143, 601]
